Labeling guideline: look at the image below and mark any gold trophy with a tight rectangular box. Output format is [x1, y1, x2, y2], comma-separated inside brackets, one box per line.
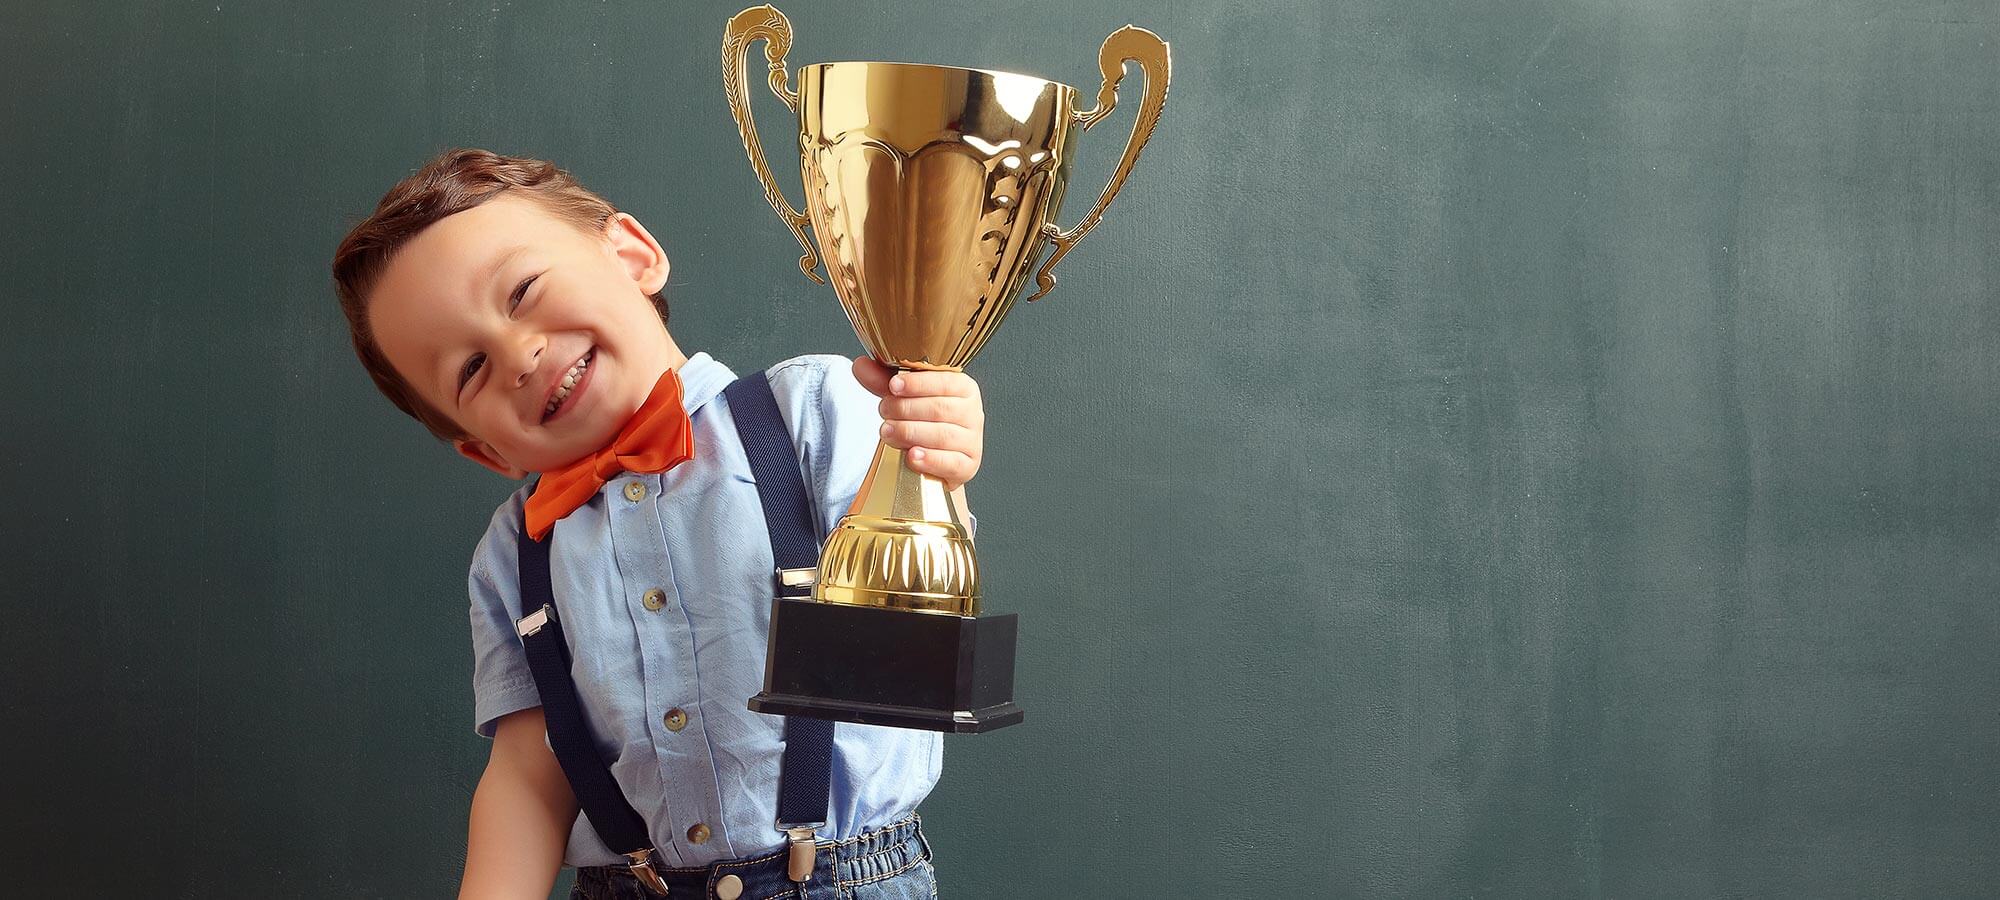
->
[723, 4, 1169, 732]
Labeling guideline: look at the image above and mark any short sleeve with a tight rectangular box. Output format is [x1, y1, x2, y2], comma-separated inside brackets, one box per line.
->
[467, 487, 543, 738]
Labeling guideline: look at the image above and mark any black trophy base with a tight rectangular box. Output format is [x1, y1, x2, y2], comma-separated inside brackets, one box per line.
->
[748, 597, 1023, 733]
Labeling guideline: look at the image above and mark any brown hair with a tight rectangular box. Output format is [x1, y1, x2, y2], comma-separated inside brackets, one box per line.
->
[331, 147, 669, 442]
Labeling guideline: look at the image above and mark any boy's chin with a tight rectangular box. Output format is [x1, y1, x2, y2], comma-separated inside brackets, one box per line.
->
[469, 418, 625, 479]
[513, 440, 609, 477]
[461, 439, 579, 480]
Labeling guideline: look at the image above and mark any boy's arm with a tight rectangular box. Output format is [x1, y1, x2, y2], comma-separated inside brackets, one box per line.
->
[459, 707, 577, 900]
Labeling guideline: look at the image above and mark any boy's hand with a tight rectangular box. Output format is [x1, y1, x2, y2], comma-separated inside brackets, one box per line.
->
[852, 357, 984, 491]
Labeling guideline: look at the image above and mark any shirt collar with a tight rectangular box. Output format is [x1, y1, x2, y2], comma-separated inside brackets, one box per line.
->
[675, 351, 736, 418]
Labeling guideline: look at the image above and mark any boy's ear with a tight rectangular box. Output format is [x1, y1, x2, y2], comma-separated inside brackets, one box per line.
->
[454, 438, 532, 480]
[604, 212, 670, 295]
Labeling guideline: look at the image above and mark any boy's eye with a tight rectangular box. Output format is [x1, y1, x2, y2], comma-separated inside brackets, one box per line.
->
[459, 353, 485, 391]
[456, 274, 536, 394]
[509, 273, 539, 312]
[456, 273, 538, 396]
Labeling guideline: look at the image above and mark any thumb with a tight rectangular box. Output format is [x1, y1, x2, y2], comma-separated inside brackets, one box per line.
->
[851, 355, 895, 398]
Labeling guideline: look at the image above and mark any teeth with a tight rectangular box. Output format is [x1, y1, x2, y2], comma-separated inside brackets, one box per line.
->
[545, 351, 592, 416]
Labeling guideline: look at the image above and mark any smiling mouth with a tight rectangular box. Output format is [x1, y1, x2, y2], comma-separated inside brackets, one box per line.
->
[542, 349, 593, 422]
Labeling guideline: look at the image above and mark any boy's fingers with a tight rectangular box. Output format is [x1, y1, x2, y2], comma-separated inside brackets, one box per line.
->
[888, 369, 979, 399]
[879, 395, 982, 426]
[906, 447, 978, 488]
[879, 420, 980, 456]
[852, 356, 895, 398]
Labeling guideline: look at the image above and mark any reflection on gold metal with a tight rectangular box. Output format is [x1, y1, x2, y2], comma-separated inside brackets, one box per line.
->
[814, 443, 979, 614]
[723, 4, 1170, 617]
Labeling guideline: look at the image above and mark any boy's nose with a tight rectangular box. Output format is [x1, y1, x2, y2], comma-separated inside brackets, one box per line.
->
[515, 346, 543, 388]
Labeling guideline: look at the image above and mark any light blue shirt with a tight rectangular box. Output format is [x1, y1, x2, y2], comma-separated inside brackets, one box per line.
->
[465, 352, 955, 868]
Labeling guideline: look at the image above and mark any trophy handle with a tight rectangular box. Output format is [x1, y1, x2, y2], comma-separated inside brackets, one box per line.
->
[1026, 25, 1171, 302]
[722, 5, 825, 284]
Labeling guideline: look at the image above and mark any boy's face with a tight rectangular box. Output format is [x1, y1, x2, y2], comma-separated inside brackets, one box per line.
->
[368, 194, 679, 478]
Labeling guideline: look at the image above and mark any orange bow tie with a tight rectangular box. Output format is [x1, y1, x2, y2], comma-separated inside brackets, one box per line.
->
[524, 367, 693, 541]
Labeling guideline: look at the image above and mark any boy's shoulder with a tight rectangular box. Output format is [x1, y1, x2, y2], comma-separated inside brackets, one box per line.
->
[472, 480, 534, 565]
[755, 352, 873, 434]
[760, 352, 854, 396]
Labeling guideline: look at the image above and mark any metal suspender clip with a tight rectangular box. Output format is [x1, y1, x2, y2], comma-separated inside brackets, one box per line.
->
[778, 822, 822, 883]
[624, 847, 670, 896]
[515, 603, 556, 638]
[775, 566, 818, 599]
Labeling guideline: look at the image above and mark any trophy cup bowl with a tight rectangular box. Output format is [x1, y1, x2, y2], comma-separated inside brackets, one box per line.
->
[723, 4, 1169, 732]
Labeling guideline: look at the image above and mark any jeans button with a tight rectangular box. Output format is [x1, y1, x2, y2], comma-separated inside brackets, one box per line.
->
[715, 873, 744, 899]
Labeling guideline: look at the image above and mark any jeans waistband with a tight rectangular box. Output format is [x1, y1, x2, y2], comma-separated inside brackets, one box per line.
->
[574, 813, 930, 898]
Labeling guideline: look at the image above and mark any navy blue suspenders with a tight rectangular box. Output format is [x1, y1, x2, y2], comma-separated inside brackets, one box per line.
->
[720, 373, 838, 873]
[513, 370, 834, 894]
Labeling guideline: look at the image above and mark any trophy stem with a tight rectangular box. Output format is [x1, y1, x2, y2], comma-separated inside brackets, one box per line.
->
[849, 441, 971, 525]
[812, 440, 981, 616]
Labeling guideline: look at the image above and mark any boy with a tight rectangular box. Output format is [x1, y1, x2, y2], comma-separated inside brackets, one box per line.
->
[332, 148, 985, 899]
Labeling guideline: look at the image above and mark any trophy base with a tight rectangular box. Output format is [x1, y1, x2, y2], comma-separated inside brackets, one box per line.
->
[748, 598, 1024, 733]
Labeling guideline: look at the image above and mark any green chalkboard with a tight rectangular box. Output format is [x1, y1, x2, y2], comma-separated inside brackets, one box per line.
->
[3, 0, 1996, 896]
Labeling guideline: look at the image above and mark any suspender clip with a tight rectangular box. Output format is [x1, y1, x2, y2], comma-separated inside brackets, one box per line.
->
[780, 823, 821, 882]
[515, 603, 557, 638]
[624, 847, 670, 896]
[775, 566, 819, 599]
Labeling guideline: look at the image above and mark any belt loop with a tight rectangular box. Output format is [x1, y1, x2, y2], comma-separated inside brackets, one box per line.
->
[912, 814, 933, 861]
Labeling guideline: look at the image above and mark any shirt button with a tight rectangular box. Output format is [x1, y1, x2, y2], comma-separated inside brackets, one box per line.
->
[715, 873, 744, 900]
[686, 822, 711, 844]
[642, 588, 667, 611]
[664, 707, 689, 732]
[623, 481, 647, 502]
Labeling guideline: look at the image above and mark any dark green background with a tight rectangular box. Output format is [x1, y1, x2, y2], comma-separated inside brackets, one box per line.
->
[4, 0, 1996, 897]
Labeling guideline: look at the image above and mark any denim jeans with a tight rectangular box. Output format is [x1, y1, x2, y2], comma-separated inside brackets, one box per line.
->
[570, 813, 938, 900]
